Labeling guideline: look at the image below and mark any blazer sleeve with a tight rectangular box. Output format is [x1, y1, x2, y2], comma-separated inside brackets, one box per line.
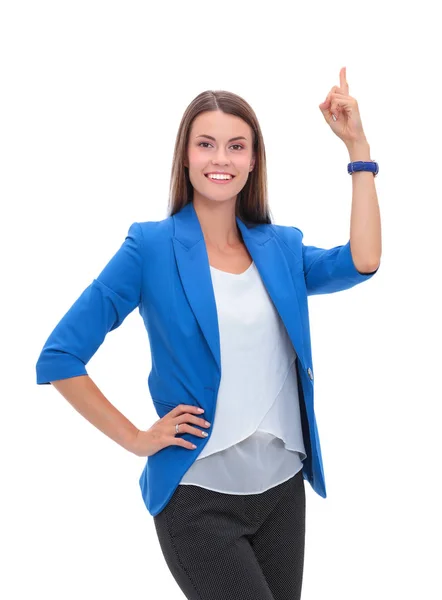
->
[292, 227, 379, 296]
[35, 222, 144, 385]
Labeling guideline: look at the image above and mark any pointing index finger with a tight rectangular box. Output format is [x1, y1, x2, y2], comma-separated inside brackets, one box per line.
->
[340, 66, 349, 94]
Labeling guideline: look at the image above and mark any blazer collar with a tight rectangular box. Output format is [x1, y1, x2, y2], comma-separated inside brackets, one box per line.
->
[171, 198, 272, 247]
[171, 201, 306, 374]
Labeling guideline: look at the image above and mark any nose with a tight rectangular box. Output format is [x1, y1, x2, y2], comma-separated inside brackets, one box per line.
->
[211, 148, 230, 165]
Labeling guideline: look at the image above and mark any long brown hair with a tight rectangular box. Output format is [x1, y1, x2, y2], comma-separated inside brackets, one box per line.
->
[167, 90, 274, 226]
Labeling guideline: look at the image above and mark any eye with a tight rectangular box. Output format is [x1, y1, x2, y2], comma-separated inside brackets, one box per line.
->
[198, 142, 244, 150]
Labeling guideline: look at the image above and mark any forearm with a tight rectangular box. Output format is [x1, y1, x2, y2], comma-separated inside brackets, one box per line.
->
[50, 375, 139, 454]
[347, 140, 382, 270]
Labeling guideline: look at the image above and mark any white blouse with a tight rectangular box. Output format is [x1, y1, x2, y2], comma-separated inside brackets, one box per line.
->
[178, 259, 307, 494]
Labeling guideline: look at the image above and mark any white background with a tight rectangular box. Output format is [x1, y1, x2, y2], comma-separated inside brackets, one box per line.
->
[2, 1, 441, 598]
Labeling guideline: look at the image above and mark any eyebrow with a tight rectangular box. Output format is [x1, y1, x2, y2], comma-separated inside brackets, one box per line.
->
[195, 135, 247, 142]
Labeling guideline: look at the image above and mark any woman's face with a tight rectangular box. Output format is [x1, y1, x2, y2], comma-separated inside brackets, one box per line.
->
[185, 110, 255, 206]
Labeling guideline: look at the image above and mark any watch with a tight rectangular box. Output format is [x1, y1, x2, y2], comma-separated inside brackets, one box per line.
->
[347, 160, 379, 177]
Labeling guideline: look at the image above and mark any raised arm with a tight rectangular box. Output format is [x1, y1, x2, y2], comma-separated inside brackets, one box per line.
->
[300, 233, 379, 296]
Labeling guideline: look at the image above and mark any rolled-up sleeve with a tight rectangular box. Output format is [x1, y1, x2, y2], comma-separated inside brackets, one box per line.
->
[292, 227, 379, 296]
[36, 222, 144, 385]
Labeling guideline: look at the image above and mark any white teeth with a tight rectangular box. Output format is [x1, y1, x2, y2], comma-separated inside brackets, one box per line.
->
[207, 174, 233, 180]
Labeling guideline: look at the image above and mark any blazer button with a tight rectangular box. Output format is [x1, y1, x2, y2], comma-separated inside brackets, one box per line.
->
[307, 367, 313, 380]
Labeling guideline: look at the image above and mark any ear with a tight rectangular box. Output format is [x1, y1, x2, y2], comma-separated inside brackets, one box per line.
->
[249, 155, 256, 171]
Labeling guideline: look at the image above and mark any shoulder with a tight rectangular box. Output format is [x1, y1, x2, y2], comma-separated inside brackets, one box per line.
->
[269, 222, 304, 250]
[242, 220, 304, 241]
[132, 216, 173, 248]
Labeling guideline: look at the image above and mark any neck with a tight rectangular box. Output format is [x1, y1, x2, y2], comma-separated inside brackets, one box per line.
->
[193, 196, 242, 251]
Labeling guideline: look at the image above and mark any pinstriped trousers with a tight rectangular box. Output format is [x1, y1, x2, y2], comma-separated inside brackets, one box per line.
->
[153, 468, 306, 600]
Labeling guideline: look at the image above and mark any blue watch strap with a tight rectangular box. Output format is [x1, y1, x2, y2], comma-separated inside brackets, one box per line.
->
[348, 160, 379, 177]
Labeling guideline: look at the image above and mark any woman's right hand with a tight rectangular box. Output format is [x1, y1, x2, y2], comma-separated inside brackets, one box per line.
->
[130, 404, 211, 457]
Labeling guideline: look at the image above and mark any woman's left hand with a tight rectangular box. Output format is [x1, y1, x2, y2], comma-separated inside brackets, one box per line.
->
[319, 67, 368, 147]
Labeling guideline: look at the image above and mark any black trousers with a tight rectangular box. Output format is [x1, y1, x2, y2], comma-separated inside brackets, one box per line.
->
[153, 468, 306, 600]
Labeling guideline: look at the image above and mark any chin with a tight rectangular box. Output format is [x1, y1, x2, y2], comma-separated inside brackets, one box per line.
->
[194, 193, 239, 205]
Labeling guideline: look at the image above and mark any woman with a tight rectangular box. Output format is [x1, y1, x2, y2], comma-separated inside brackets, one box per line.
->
[36, 67, 381, 599]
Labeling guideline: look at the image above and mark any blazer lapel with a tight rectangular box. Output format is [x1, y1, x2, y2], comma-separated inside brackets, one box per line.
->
[172, 201, 306, 375]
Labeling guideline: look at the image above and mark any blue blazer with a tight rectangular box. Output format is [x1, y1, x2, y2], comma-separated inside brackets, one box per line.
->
[36, 200, 379, 516]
